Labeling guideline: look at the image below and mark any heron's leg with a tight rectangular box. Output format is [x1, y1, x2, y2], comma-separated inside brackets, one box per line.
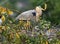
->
[26, 20, 31, 31]
[26, 20, 28, 31]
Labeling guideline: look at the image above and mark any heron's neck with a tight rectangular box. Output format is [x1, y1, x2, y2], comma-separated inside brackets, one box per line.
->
[36, 13, 40, 22]
[36, 13, 40, 17]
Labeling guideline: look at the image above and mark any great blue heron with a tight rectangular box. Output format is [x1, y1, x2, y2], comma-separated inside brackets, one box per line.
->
[16, 4, 47, 22]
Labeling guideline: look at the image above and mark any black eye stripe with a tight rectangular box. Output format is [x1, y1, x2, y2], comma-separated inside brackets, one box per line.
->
[32, 12, 36, 16]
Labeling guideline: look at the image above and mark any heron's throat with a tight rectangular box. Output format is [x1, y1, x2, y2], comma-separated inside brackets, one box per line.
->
[36, 13, 40, 22]
[36, 13, 40, 17]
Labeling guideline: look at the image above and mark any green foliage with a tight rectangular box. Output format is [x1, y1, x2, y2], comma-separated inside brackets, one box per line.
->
[39, 19, 51, 30]
[0, 14, 60, 44]
[0, 0, 60, 44]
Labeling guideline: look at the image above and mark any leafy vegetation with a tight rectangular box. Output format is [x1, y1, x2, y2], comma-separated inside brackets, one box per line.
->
[0, 0, 60, 44]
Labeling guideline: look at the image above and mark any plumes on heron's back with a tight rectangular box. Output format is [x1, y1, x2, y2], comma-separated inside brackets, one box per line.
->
[16, 10, 36, 21]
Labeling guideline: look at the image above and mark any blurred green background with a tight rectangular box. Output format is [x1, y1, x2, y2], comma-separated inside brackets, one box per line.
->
[0, 0, 60, 25]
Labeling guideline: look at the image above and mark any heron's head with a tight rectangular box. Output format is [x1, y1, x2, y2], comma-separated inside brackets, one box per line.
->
[35, 6, 42, 13]
[35, 6, 42, 22]
[35, 6, 42, 17]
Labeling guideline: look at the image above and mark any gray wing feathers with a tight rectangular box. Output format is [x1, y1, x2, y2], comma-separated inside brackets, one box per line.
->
[16, 10, 36, 20]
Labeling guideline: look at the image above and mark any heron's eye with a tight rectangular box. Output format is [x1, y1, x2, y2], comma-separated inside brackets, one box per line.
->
[32, 12, 36, 16]
[0, 15, 2, 18]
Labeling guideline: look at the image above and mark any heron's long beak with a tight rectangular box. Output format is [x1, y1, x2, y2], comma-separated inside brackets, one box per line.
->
[42, 3, 47, 11]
